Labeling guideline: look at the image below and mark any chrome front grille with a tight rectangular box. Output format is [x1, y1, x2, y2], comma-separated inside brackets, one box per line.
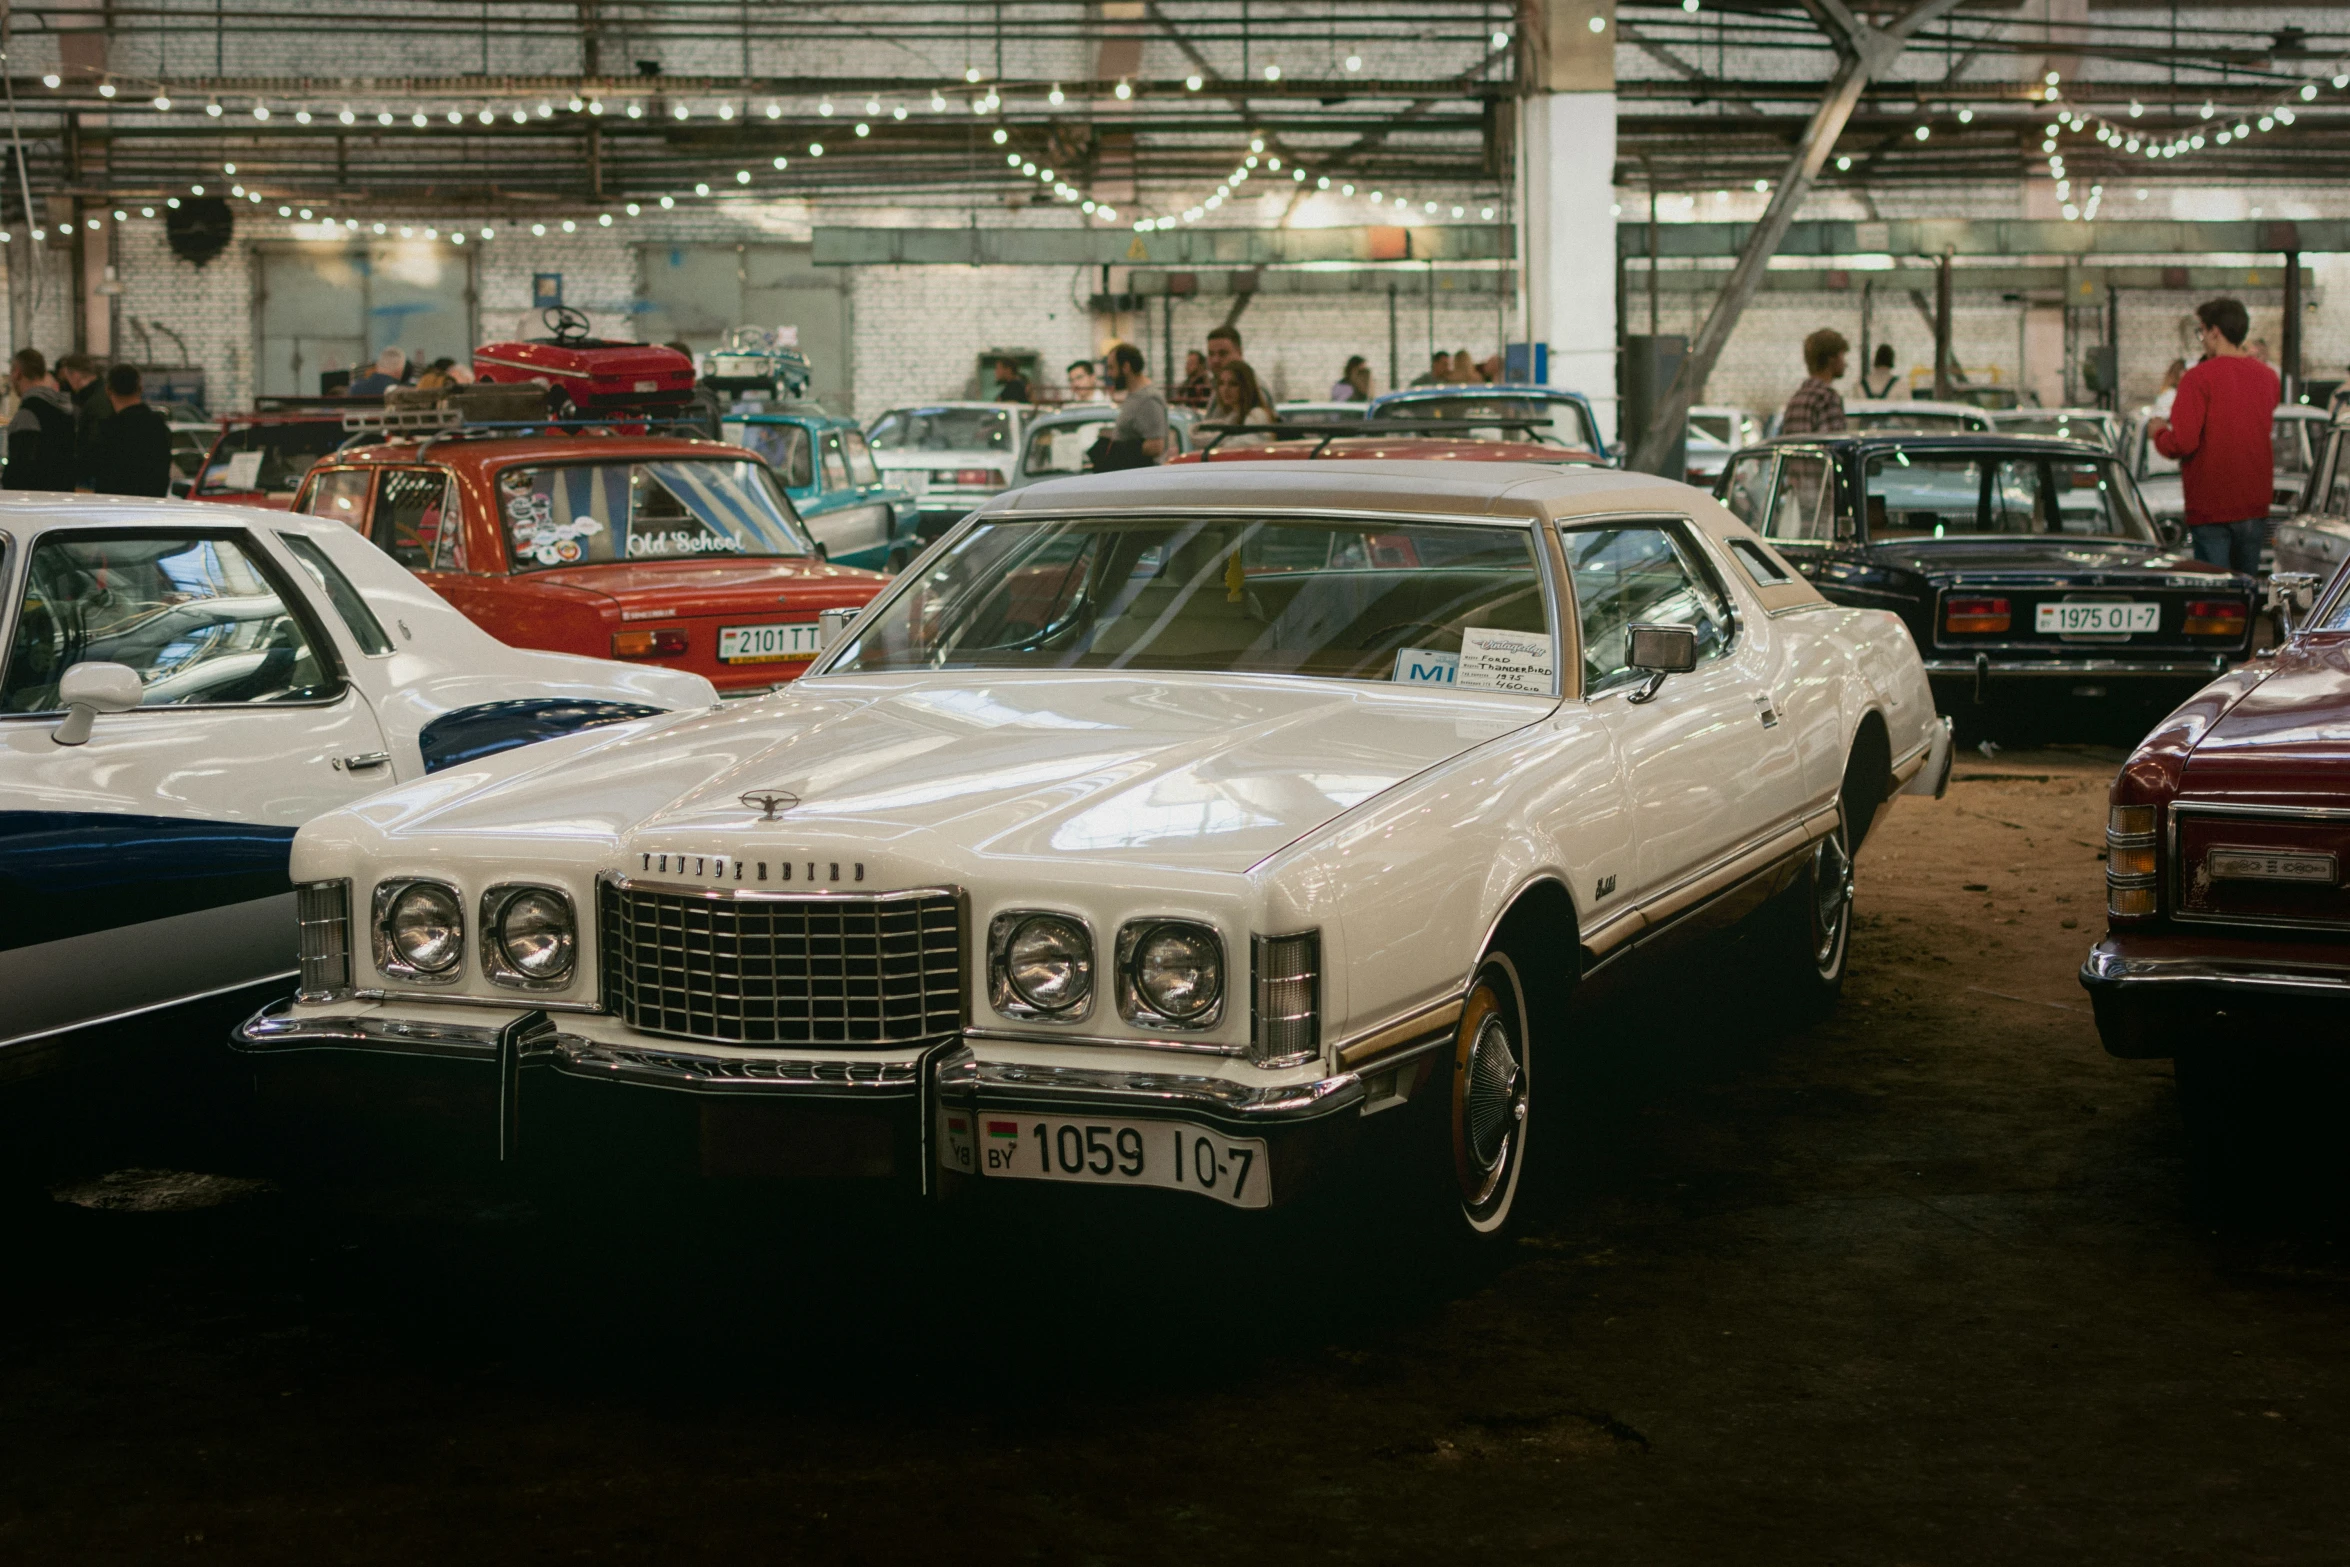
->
[597, 882, 963, 1047]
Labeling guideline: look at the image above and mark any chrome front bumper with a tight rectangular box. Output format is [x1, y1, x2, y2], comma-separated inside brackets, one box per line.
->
[2079, 939, 2350, 1056]
[233, 999, 1388, 1191]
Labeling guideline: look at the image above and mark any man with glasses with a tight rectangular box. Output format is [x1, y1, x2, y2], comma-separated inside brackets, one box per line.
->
[2149, 297, 2279, 574]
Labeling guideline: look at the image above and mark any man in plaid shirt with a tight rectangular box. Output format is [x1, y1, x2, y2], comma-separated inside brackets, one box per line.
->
[1780, 328, 1850, 435]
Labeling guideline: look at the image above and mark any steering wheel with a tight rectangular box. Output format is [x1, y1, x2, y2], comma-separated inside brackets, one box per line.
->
[542, 305, 592, 342]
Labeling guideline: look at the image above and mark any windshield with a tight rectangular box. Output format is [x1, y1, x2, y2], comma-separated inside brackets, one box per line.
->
[1863, 452, 2156, 541]
[869, 406, 1014, 453]
[196, 421, 346, 496]
[492, 460, 813, 572]
[830, 514, 1554, 688]
[1996, 415, 2114, 445]
[1374, 395, 1599, 452]
[1846, 408, 1984, 435]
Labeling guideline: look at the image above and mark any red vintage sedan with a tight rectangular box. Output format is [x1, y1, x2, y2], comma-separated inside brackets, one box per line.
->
[292, 430, 886, 694]
[2082, 571, 2350, 1194]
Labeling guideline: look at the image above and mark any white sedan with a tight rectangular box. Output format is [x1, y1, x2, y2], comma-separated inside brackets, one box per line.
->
[1, 496, 714, 1062]
[235, 462, 1948, 1235]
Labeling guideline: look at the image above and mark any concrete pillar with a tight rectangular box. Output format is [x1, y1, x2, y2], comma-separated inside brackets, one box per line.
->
[1521, 0, 1619, 444]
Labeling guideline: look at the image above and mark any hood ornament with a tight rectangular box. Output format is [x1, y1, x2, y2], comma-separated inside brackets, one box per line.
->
[740, 789, 800, 821]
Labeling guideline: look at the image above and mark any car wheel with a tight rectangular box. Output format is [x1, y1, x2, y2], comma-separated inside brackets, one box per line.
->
[1762, 815, 1853, 1019]
[1448, 952, 1534, 1238]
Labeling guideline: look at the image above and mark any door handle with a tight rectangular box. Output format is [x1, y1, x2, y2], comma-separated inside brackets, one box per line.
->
[333, 751, 392, 771]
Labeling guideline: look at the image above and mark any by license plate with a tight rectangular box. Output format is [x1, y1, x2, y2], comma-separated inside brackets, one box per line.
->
[2036, 602, 2159, 635]
[718, 622, 822, 663]
[958, 1113, 1270, 1209]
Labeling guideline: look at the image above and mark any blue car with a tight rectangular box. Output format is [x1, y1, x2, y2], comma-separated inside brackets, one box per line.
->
[1365, 384, 1612, 463]
[723, 407, 922, 571]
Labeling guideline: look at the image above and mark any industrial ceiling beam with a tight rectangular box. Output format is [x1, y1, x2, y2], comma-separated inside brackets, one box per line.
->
[1628, 0, 1968, 475]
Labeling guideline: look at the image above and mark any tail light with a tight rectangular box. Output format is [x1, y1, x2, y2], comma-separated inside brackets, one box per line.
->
[932, 467, 1005, 489]
[612, 628, 688, 658]
[2184, 599, 2248, 636]
[2106, 803, 2158, 920]
[1944, 595, 2010, 634]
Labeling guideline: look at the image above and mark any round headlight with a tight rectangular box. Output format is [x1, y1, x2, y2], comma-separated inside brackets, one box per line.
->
[496, 890, 574, 981]
[386, 883, 463, 974]
[1006, 914, 1091, 1011]
[1133, 924, 1221, 1020]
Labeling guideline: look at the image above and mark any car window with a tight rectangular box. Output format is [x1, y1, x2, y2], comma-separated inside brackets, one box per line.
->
[820, 432, 851, 491]
[1846, 409, 1983, 435]
[1728, 537, 1793, 588]
[1864, 453, 2154, 540]
[1559, 523, 1732, 694]
[298, 468, 375, 532]
[842, 430, 882, 486]
[374, 469, 455, 571]
[1765, 452, 1837, 541]
[1374, 395, 1598, 452]
[731, 421, 815, 488]
[2, 532, 339, 713]
[1721, 454, 1775, 529]
[2325, 439, 2348, 516]
[276, 531, 395, 655]
[196, 421, 345, 497]
[2274, 415, 2315, 477]
[1026, 417, 1111, 476]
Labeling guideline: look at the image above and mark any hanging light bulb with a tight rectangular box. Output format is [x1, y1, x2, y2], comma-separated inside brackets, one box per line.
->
[694, 182, 710, 196]
[765, 102, 781, 118]
[42, 73, 60, 89]
[892, 103, 907, 120]
[735, 169, 751, 183]
[809, 141, 824, 156]
[446, 109, 463, 124]
[626, 202, 641, 215]
[378, 111, 394, 125]
[411, 111, 428, 127]
[512, 106, 530, 123]
[1113, 80, 1132, 100]
[1344, 54, 1362, 72]
[153, 95, 171, 110]
[773, 155, 789, 170]
[855, 122, 869, 136]
[673, 102, 689, 119]
[598, 212, 613, 225]
[930, 91, 947, 111]
[588, 98, 604, 114]
[1186, 75, 1204, 91]
[1049, 85, 1064, 106]
[818, 99, 833, 116]
[627, 102, 643, 118]
[659, 195, 674, 208]
[965, 67, 983, 84]
[991, 127, 1007, 144]
[98, 82, 117, 99]
[717, 102, 734, 119]
[531, 222, 546, 236]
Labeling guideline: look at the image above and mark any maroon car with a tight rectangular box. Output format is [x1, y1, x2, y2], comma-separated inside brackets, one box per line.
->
[2082, 570, 2350, 1191]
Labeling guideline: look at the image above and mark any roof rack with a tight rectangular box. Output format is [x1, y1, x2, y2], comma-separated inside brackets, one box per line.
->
[338, 405, 722, 456]
[1191, 416, 1564, 456]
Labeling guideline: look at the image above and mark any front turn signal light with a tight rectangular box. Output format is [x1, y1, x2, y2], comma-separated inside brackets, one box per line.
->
[2184, 598, 2249, 636]
[2110, 805, 2154, 838]
[1944, 595, 2010, 634]
[2108, 845, 2156, 879]
[613, 628, 688, 658]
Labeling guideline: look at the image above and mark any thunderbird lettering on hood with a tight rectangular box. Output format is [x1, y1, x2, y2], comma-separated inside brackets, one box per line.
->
[344, 671, 1552, 876]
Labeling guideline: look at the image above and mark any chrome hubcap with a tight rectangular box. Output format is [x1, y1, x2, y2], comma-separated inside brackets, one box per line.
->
[1462, 1011, 1525, 1202]
[1811, 829, 1854, 972]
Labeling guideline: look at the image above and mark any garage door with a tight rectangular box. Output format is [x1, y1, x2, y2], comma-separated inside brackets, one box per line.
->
[255, 243, 476, 398]
[637, 243, 852, 414]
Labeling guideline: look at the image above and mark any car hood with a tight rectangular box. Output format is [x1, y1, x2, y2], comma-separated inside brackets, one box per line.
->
[344, 671, 1551, 876]
[2180, 636, 2350, 803]
[524, 557, 887, 612]
[1861, 536, 2230, 580]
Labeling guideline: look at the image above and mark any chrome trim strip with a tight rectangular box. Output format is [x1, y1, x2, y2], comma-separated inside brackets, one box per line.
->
[1584, 813, 1832, 972]
[2081, 943, 2350, 999]
[937, 1055, 1366, 1125]
[1921, 658, 2231, 676]
[603, 873, 956, 903]
[963, 1025, 1243, 1057]
[552, 1038, 931, 1095]
[1334, 997, 1466, 1070]
[231, 1000, 506, 1062]
[352, 988, 603, 1014]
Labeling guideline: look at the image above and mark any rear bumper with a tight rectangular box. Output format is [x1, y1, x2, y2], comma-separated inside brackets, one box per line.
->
[231, 999, 1388, 1200]
[1926, 653, 2234, 706]
[2080, 933, 2350, 1056]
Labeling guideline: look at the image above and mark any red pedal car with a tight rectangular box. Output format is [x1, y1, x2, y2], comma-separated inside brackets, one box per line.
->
[292, 411, 885, 695]
[473, 307, 696, 413]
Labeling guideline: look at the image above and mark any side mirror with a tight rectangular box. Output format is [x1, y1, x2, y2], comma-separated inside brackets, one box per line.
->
[817, 606, 860, 651]
[51, 662, 145, 746]
[1624, 623, 1698, 704]
[2271, 572, 2322, 640]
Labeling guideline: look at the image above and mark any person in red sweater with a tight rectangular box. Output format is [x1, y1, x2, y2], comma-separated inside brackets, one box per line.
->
[2148, 297, 2279, 574]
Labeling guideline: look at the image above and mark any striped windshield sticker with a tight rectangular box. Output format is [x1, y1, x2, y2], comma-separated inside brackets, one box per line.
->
[643, 462, 799, 555]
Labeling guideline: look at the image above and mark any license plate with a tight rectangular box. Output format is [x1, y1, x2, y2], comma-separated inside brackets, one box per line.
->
[2036, 602, 2159, 635]
[718, 621, 822, 663]
[962, 1113, 1270, 1209]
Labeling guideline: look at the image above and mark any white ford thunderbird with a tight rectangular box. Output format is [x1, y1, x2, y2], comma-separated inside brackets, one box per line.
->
[234, 462, 1950, 1235]
[0, 496, 714, 1064]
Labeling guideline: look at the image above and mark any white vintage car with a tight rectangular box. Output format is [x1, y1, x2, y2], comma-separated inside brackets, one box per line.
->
[0, 495, 714, 1063]
[233, 462, 1949, 1234]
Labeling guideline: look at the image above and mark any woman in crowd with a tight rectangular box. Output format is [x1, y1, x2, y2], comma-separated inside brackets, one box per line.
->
[1858, 343, 1899, 399]
[1330, 355, 1373, 402]
[2153, 357, 2187, 417]
[1206, 357, 1277, 446]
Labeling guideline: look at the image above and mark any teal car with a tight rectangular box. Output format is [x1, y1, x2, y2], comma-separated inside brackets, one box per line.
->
[722, 407, 922, 571]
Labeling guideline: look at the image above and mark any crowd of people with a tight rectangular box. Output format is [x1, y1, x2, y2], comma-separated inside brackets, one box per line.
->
[2, 349, 176, 496]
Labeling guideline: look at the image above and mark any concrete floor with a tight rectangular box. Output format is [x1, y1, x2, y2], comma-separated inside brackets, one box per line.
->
[6, 748, 2349, 1564]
